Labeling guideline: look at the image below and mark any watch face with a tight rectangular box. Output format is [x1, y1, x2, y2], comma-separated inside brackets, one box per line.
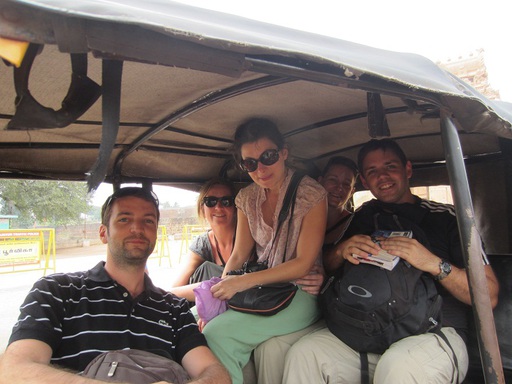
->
[435, 260, 452, 280]
[441, 261, 452, 274]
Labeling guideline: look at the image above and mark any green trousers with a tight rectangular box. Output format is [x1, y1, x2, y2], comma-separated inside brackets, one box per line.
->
[202, 288, 320, 384]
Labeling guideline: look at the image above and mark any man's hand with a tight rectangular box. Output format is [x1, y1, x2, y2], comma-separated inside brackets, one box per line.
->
[295, 264, 325, 295]
[336, 234, 382, 265]
[379, 236, 439, 274]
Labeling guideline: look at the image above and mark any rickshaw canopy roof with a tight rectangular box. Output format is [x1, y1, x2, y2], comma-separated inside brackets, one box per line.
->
[1, 0, 511, 190]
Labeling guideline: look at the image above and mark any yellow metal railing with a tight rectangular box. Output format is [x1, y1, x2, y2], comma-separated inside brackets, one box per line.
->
[179, 224, 208, 263]
[0, 228, 56, 275]
[150, 225, 171, 266]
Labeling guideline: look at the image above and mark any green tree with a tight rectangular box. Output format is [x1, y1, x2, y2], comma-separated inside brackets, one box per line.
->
[0, 180, 91, 228]
[87, 205, 102, 223]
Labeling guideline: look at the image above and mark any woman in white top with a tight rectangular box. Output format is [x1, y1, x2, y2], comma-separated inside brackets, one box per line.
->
[202, 118, 327, 384]
[253, 155, 358, 384]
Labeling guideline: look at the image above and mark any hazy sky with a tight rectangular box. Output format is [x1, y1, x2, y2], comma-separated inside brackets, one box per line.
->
[175, 0, 511, 102]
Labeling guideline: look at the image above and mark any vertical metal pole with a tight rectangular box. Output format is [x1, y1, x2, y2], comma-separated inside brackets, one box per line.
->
[441, 117, 504, 384]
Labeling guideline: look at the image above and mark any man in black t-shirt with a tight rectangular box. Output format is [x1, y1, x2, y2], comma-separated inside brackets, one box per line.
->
[283, 139, 499, 384]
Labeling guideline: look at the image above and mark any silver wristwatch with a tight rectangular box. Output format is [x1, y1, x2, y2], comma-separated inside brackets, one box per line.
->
[434, 259, 452, 281]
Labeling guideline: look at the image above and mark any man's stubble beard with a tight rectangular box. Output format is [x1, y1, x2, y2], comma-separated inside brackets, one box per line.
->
[108, 236, 156, 267]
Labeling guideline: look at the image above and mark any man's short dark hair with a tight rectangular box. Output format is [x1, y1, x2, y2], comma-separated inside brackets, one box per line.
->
[101, 187, 160, 225]
[357, 139, 407, 173]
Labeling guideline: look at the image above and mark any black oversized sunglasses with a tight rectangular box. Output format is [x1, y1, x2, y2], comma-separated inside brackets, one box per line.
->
[203, 196, 235, 208]
[239, 149, 280, 173]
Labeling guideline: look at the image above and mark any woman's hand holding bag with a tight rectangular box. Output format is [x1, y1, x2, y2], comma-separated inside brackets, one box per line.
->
[193, 277, 228, 324]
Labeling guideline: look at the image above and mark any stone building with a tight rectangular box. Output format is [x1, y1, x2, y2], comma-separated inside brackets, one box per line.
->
[437, 48, 501, 100]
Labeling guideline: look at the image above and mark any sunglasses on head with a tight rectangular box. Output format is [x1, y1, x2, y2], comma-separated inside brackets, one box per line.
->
[239, 149, 280, 173]
[203, 196, 235, 208]
[103, 187, 159, 211]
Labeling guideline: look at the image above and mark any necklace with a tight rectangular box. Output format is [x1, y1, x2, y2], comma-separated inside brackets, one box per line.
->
[213, 233, 235, 267]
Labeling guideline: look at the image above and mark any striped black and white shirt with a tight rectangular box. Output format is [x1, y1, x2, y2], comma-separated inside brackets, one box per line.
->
[9, 262, 206, 372]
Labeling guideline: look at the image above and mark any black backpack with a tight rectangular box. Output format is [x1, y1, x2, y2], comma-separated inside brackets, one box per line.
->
[319, 206, 443, 355]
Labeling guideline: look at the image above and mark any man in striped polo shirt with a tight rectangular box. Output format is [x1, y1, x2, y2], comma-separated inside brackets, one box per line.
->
[0, 187, 230, 383]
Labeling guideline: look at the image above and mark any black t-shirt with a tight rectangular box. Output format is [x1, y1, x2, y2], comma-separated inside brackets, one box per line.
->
[342, 196, 489, 343]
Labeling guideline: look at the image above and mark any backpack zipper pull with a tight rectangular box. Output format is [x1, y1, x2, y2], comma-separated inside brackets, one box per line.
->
[429, 317, 439, 329]
[108, 361, 118, 377]
[320, 276, 335, 294]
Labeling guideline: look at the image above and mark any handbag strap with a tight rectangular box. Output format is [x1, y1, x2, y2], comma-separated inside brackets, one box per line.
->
[270, 171, 305, 263]
[276, 171, 304, 232]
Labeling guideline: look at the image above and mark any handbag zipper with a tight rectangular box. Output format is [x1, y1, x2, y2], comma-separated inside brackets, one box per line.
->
[108, 361, 118, 377]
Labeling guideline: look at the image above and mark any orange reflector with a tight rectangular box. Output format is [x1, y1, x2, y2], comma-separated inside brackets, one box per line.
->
[0, 37, 29, 67]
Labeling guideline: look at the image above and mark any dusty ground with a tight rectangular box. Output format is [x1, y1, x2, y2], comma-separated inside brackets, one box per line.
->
[0, 241, 184, 352]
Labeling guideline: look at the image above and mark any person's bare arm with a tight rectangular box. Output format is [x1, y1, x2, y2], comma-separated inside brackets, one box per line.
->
[323, 242, 344, 274]
[381, 236, 499, 307]
[0, 339, 100, 384]
[212, 197, 327, 300]
[433, 264, 498, 307]
[170, 251, 205, 287]
[181, 346, 231, 384]
[323, 234, 381, 274]
[168, 251, 205, 301]
[220, 209, 255, 277]
[295, 264, 325, 295]
[168, 282, 202, 302]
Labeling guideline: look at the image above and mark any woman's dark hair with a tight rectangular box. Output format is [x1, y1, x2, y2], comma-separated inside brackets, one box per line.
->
[232, 118, 285, 165]
[357, 138, 407, 172]
[321, 156, 358, 179]
[197, 178, 237, 219]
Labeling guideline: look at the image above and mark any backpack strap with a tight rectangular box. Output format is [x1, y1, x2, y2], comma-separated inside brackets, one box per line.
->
[360, 352, 370, 384]
[435, 329, 460, 384]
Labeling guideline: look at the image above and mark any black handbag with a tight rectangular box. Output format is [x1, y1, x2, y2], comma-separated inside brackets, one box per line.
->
[228, 282, 298, 316]
[227, 172, 304, 316]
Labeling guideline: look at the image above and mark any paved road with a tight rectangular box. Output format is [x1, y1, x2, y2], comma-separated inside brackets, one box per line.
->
[0, 242, 183, 352]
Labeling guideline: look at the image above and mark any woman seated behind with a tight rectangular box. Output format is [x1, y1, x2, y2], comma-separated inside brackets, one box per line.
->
[319, 156, 358, 248]
[201, 118, 328, 384]
[169, 178, 237, 302]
